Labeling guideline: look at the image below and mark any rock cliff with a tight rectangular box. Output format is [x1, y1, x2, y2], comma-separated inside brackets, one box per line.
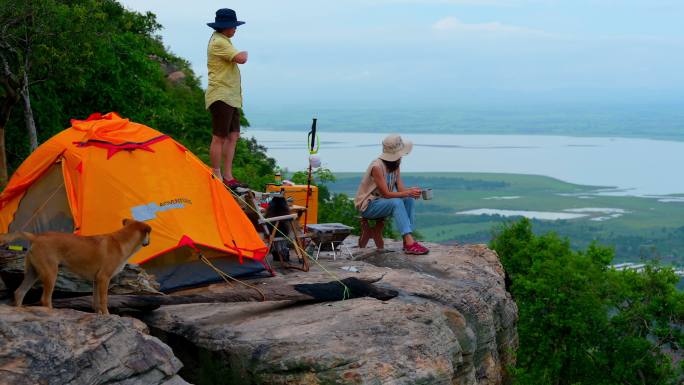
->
[142, 239, 518, 384]
[0, 305, 187, 385]
[0, 239, 517, 385]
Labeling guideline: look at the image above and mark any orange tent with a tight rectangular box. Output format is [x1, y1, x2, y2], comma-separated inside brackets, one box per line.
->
[0, 112, 270, 291]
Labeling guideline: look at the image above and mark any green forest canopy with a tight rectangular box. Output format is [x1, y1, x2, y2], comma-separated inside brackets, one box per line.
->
[0, 0, 275, 188]
[491, 218, 684, 385]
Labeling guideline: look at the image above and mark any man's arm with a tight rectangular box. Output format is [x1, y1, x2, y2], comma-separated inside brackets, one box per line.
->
[232, 51, 248, 64]
[210, 38, 247, 64]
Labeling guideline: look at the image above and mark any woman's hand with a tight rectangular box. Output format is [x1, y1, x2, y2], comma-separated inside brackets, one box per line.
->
[405, 187, 422, 198]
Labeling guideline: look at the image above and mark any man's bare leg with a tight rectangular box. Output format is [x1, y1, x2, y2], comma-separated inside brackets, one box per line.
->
[210, 135, 225, 178]
[222, 131, 240, 182]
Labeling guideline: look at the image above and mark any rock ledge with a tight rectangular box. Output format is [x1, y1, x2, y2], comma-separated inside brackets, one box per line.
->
[0, 305, 187, 385]
[144, 239, 518, 385]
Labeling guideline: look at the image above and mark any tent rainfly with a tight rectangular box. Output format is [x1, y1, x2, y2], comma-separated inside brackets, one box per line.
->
[0, 112, 270, 291]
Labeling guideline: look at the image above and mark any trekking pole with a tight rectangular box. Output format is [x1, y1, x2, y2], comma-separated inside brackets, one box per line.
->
[303, 118, 319, 232]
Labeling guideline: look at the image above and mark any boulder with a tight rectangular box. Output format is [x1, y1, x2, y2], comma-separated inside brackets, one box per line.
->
[142, 240, 518, 385]
[1, 249, 161, 296]
[0, 305, 187, 385]
[167, 71, 186, 83]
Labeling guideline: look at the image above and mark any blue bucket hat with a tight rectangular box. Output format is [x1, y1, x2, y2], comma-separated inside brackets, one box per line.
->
[207, 8, 245, 30]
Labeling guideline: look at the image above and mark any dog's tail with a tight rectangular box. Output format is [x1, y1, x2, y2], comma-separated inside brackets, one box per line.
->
[0, 231, 37, 245]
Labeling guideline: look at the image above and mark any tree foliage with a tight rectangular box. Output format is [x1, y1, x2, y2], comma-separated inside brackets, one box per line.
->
[491, 218, 684, 385]
[0, 0, 274, 188]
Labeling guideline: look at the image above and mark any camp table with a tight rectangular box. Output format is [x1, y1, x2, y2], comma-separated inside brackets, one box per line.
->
[306, 223, 354, 260]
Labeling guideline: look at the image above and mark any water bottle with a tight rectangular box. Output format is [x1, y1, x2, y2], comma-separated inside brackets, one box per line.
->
[274, 168, 282, 186]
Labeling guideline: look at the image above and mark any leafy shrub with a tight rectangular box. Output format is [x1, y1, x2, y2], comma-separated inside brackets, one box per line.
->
[491, 218, 684, 385]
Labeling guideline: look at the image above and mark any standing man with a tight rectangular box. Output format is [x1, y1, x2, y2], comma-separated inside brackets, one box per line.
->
[206, 8, 248, 189]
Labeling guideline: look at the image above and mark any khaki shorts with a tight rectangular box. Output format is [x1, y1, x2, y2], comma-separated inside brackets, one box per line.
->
[209, 101, 240, 137]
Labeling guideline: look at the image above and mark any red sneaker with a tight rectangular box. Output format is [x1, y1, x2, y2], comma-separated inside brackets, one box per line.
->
[223, 178, 248, 189]
[404, 242, 429, 255]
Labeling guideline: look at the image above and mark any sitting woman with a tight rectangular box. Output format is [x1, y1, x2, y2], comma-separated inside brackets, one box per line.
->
[354, 134, 429, 255]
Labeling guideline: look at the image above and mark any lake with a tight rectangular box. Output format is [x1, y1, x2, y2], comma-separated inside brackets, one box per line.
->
[246, 130, 684, 196]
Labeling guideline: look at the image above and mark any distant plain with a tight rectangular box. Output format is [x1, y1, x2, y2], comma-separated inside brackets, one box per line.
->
[328, 172, 684, 267]
[249, 104, 684, 266]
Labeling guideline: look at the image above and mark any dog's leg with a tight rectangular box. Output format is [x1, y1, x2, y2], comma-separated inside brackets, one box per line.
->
[95, 273, 112, 315]
[14, 254, 39, 307]
[92, 279, 99, 314]
[39, 267, 57, 309]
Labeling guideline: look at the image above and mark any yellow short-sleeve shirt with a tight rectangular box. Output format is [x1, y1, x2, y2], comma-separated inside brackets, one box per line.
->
[205, 32, 242, 109]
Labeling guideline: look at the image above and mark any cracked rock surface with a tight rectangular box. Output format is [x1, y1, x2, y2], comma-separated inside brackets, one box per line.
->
[0, 239, 517, 385]
[143, 240, 518, 385]
[0, 305, 187, 385]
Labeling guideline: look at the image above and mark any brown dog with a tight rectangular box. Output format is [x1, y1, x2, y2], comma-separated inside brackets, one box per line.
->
[1, 219, 151, 315]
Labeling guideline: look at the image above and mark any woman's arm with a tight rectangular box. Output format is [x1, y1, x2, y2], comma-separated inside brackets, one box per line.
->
[395, 168, 422, 198]
[371, 165, 420, 198]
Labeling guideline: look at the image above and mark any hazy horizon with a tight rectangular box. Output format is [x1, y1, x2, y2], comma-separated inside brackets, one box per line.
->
[119, 0, 683, 110]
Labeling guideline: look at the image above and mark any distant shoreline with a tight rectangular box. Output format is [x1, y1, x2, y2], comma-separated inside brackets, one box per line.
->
[246, 103, 684, 143]
[248, 127, 684, 144]
[247, 130, 684, 196]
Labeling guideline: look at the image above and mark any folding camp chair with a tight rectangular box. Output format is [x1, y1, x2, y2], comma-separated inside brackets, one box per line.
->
[242, 191, 309, 272]
[258, 213, 309, 271]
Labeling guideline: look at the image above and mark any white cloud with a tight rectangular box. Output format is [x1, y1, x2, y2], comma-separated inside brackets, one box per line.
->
[432, 16, 550, 36]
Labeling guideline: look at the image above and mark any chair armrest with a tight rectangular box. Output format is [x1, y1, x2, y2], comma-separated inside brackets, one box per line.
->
[258, 213, 299, 224]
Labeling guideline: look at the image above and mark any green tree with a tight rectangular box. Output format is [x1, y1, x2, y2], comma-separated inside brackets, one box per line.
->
[601, 265, 684, 383]
[1, 0, 274, 188]
[0, 0, 70, 183]
[232, 137, 276, 192]
[491, 218, 684, 385]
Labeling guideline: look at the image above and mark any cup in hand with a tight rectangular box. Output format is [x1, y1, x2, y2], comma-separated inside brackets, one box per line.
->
[421, 188, 433, 200]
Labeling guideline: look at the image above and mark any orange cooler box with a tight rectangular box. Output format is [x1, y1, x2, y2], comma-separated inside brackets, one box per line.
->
[265, 184, 318, 226]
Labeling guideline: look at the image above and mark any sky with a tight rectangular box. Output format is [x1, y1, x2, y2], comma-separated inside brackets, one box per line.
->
[118, 0, 684, 109]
